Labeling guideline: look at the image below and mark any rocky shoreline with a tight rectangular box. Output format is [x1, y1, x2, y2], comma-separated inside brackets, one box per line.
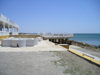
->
[68, 40, 100, 51]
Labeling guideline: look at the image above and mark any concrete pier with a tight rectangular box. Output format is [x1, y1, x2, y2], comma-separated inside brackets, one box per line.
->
[42, 33, 73, 44]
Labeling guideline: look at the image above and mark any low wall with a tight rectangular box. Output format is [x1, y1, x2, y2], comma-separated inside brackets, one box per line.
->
[0, 35, 9, 40]
[10, 34, 40, 38]
[59, 44, 69, 49]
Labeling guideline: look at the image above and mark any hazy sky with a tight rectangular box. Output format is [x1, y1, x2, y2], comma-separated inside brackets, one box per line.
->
[0, 0, 100, 33]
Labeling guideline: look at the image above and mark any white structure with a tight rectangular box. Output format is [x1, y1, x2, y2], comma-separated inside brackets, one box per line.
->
[0, 14, 19, 37]
[1, 37, 43, 47]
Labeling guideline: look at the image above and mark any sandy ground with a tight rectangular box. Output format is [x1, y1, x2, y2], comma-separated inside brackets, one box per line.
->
[0, 40, 100, 75]
[69, 45, 100, 58]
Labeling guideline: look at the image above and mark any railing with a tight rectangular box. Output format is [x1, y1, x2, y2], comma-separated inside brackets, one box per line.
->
[11, 32, 19, 35]
[42, 33, 73, 38]
[0, 31, 18, 36]
[0, 31, 9, 36]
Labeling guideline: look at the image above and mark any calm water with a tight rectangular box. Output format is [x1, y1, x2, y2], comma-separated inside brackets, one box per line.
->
[69, 34, 100, 46]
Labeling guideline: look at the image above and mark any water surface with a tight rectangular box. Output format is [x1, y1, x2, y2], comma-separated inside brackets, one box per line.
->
[69, 34, 100, 46]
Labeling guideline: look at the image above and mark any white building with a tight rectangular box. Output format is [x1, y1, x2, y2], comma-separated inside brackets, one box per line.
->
[0, 14, 19, 39]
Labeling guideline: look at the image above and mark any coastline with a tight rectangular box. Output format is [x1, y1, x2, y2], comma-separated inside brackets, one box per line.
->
[69, 40, 100, 51]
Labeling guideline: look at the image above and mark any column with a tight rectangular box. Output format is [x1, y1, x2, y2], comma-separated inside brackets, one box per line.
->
[16, 28, 18, 32]
[65, 38, 68, 44]
[11, 25, 13, 32]
[13, 26, 14, 32]
[15, 28, 16, 32]
[54, 39, 55, 43]
[0, 23, 2, 31]
[7, 24, 9, 32]
[56, 39, 58, 43]
[60, 39, 62, 44]
[3, 23, 5, 31]
[58, 39, 60, 44]
[11, 25, 13, 35]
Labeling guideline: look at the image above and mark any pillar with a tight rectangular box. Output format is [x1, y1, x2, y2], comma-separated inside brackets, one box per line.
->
[58, 39, 60, 44]
[54, 39, 56, 43]
[7, 25, 9, 32]
[13, 28, 15, 32]
[3, 23, 5, 31]
[62, 39, 64, 44]
[15, 28, 16, 32]
[0, 23, 3, 31]
[56, 39, 59, 43]
[60, 39, 62, 44]
[17, 28, 18, 32]
[65, 38, 68, 44]
[11, 25, 13, 32]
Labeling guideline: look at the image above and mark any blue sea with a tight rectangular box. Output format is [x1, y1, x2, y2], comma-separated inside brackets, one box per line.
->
[69, 34, 100, 46]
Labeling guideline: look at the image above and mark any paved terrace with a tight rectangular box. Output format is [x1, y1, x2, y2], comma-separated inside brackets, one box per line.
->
[0, 40, 100, 75]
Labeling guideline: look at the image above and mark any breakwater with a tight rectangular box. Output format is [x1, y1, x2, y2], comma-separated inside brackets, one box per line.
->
[69, 40, 100, 51]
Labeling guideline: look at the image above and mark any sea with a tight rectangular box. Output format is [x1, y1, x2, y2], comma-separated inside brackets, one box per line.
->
[69, 33, 100, 46]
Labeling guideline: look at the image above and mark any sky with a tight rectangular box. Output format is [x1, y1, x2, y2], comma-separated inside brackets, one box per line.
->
[0, 0, 100, 33]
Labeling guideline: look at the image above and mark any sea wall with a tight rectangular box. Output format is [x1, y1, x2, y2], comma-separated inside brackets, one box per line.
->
[69, 40, 100, 51]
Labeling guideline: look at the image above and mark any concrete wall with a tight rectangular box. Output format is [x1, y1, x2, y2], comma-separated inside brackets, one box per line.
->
[10, 34, 40, 38]
[1, 37, 42, 47]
